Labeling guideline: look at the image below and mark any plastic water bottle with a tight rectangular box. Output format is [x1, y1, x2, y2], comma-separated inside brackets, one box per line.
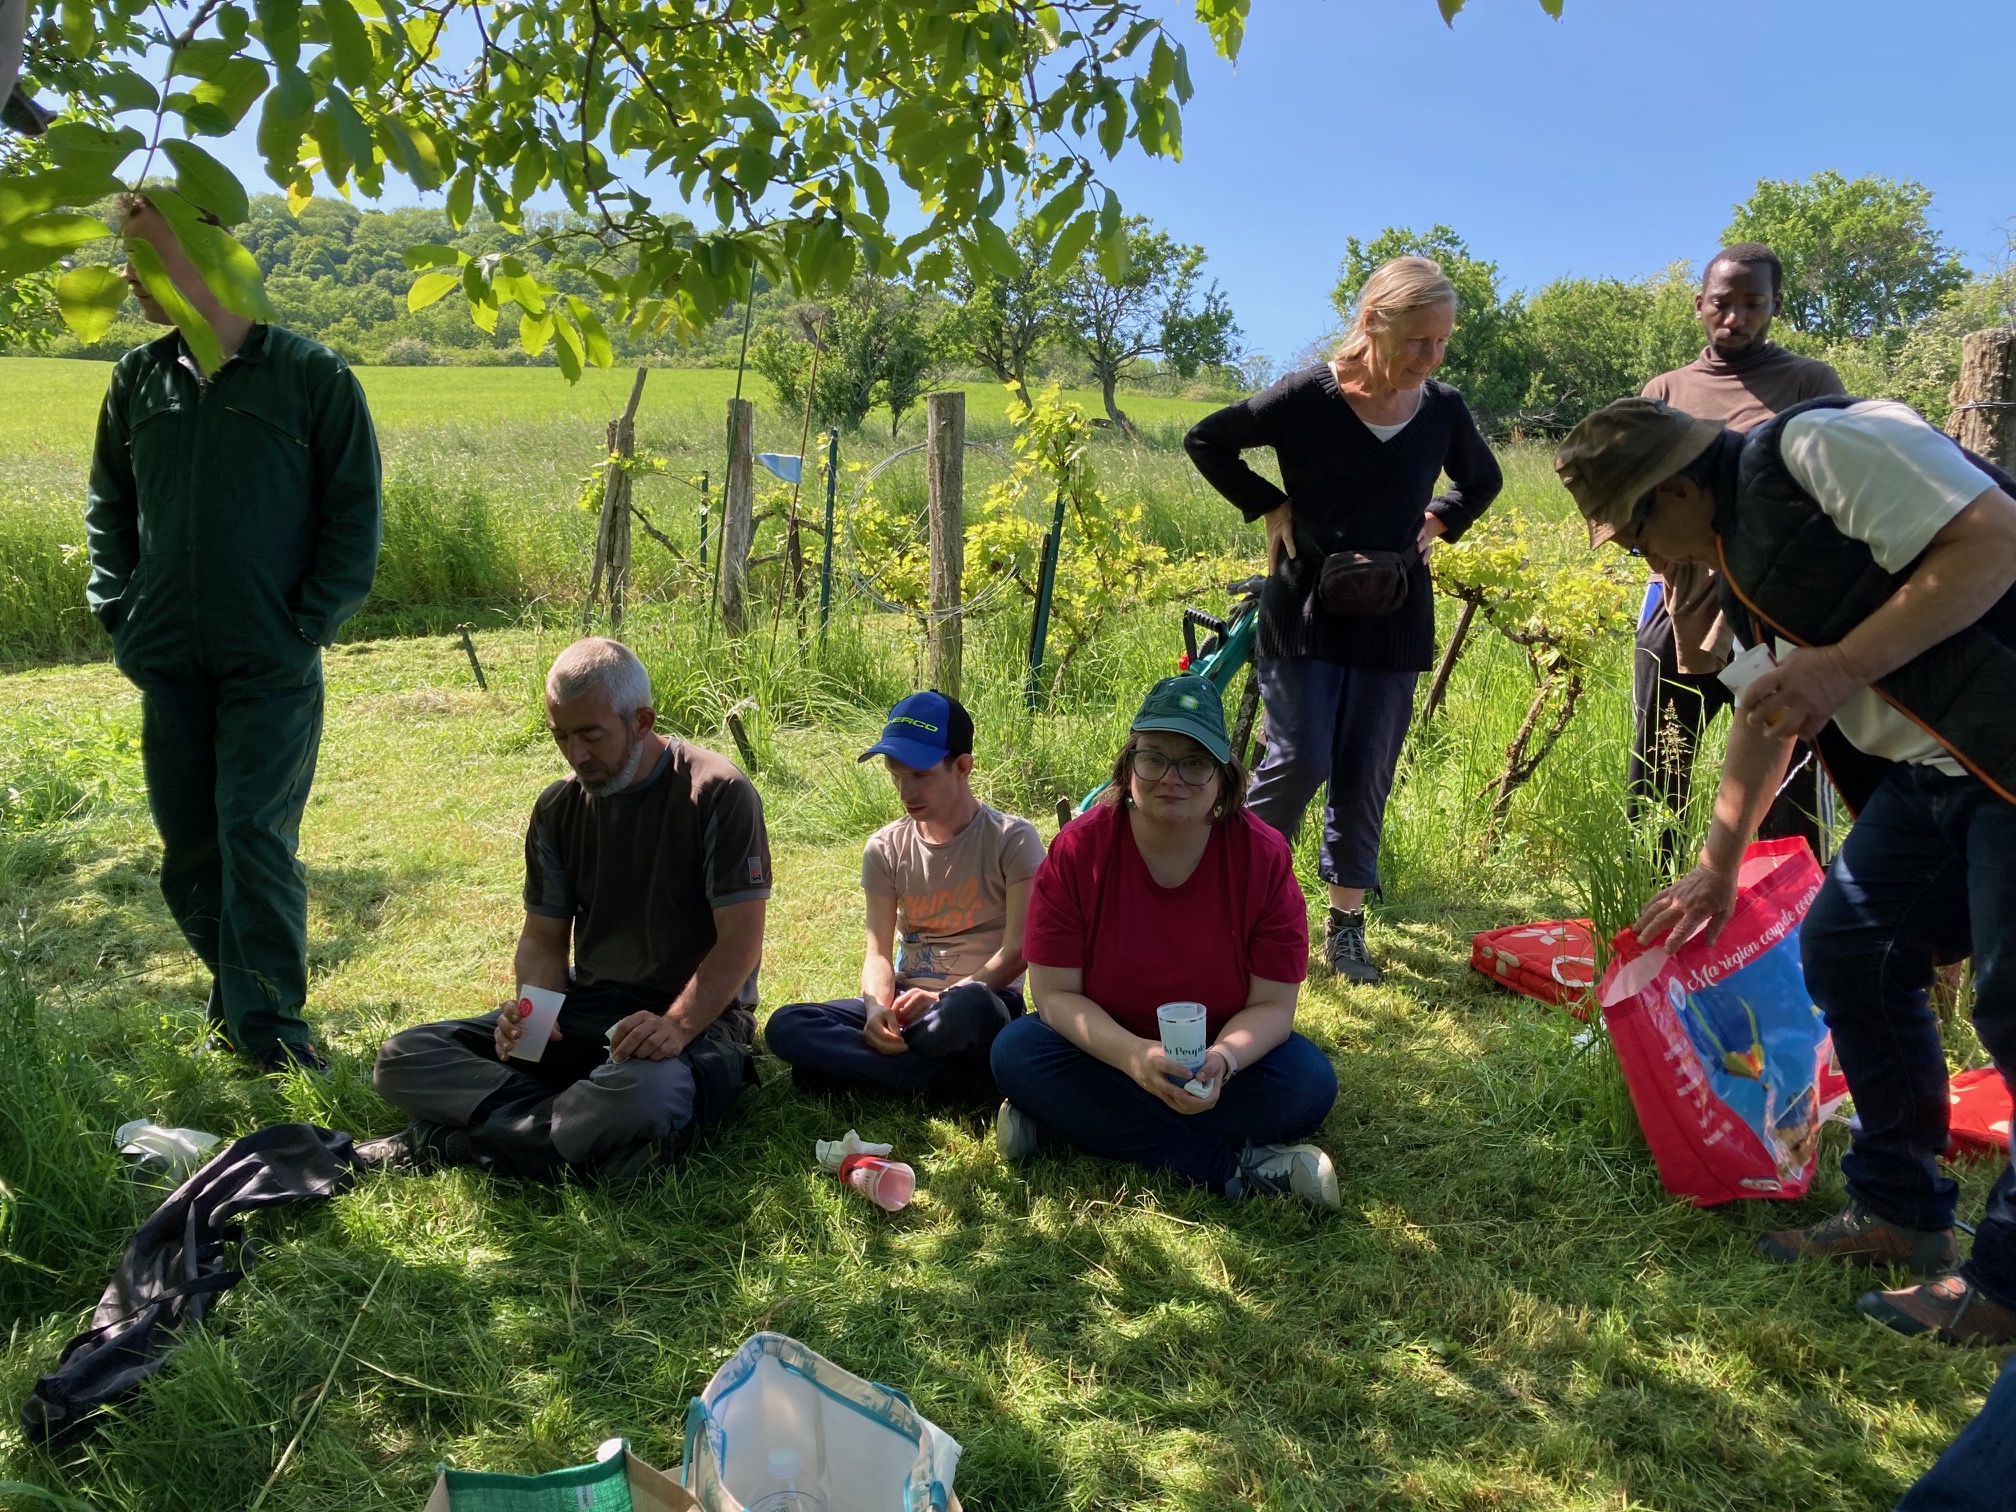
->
[748, 1447, 824, 1511]
[836, 1152, 915, 1212]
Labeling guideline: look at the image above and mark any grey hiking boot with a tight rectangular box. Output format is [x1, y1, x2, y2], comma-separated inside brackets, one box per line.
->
[995, 1100, 1042, 1162]
[354, 1122, 453, 1171]
[1231, 1142, 1340, 1210]
[1757, 1199, 1957, 1277]
[1323, 908, 1383, 985]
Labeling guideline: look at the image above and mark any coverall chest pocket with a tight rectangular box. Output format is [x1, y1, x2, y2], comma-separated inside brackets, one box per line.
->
[219, 396, 315, 552]
[126, 395, 188, 507]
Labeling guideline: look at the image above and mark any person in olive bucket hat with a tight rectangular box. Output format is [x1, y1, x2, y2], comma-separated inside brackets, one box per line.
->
[87, 193, 382, 1074]
[1557, 393, 2016, 1345]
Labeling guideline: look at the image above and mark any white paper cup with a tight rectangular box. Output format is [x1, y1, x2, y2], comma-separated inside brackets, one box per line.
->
[1155, 1001, 1208, 1072]
[509, 984, 566, 1062]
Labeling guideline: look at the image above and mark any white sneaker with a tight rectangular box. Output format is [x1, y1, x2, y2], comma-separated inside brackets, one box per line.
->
[1237, 1143, 1340, 1210]
[994, 1100, 1040, 1161]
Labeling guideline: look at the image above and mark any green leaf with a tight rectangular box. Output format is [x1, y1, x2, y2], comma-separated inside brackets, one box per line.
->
[971, 216, 1019, 279]
[257, 0, 303, 70]
[551, 314, 584, 382]
[857, 161, 890, 222]
[187, 58, 270, 133]
[446, 166, 476, 229]
[0, 212, 114, 282]
[43, 122, 144, 173]
[323, 89, 376, 181]
[56, 265, 129, 342]
[162, 140, 250, 224]
[58, 0, 98, 55]
[257, 65, 314, 169]
[1030, 176, 1085, 243]
[402, 243, 463, 269]
[518, 308, 554, 358]
[170, 38, 238, 79]
[1097, 84, 1126, 158]
[97, 68, 161, 114]
[406, 269, 461, 311]
[0, 168, 123, 230]
[145, 191, 276, 321]
[1095, 191, 1129, 282]
[319, 0, 374, 89]
[1046, 210, 1096, 277]
[179, 103, 236, 136]
[566, 296, 614, 368]
[126, 235, 224, 375]
[1438, 0, 1464, 21]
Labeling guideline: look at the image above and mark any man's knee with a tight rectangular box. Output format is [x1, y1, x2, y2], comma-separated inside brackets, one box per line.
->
[552, 1054, 697, 1164]
[1800, 879, 1894, 1012]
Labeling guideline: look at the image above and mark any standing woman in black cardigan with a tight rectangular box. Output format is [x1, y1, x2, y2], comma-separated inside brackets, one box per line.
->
[1184, 256, 1502, 983]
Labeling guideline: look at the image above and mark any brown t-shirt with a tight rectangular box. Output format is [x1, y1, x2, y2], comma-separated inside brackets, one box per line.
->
[1640, 343, 1846, 671]
[862, 804, 1046, 988]
[523, 740, 771, 1007]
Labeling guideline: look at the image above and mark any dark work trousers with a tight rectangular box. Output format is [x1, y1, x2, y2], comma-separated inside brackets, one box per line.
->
[374, 981, 753, 1179]
[989, 1016, 1338, 1193]
[133, 665, 326, 1057]
[1897, 1351, 2016, 1511]
[1246, 656, 1418, 892]
[1800, 768, 2016, 1304]
[764, 989, 1024, 1101]
[1629, 606, 1824, 865]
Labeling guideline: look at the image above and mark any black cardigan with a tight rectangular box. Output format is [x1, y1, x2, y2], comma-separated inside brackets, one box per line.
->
[1184, 367, 1502, 669]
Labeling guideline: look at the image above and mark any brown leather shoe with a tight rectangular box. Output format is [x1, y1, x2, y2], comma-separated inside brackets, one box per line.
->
[1756, 1201, 1957, 1276]
[1858, 1274, 2016, 1346]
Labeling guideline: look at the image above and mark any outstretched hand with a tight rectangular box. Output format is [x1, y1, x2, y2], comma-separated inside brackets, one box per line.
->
[1633, 864, 1740, 952]
[1738, 644, 1863, 741]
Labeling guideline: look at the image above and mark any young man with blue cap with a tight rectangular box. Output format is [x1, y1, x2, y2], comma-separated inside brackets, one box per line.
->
[765, 691, 1046, 1103]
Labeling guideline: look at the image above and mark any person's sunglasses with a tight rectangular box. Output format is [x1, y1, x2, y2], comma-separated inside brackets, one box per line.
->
[1130, 749, 1220, 786]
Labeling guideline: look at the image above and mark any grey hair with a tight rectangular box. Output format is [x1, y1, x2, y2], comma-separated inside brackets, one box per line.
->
[546, 637, 653, 716]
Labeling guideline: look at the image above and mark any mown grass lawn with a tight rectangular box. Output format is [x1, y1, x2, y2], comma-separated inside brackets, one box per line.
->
[0, 627, 2002, 1512]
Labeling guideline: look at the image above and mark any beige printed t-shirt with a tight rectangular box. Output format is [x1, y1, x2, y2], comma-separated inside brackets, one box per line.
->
[862, 804, 1046, 989]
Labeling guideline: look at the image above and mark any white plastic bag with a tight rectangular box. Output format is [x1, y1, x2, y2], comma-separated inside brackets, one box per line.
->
[682, 1333, 961, 1512]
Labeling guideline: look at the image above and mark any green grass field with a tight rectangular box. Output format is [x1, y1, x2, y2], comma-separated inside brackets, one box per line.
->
[0, 358, 2002, 1511]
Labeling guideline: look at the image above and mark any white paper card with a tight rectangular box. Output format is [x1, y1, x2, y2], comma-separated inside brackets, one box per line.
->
[1717, 642, 1776, 698]
[509, 984, 566, 1062]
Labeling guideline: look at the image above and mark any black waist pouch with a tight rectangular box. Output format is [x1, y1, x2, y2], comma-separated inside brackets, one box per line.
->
[1317, 549, 1411, 617]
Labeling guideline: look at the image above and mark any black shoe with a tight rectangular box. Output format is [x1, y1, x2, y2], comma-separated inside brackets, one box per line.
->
[355, 1121, 453, 1171]
[1323, 909, 1384, 985]
[254, 1040, 330, 1075]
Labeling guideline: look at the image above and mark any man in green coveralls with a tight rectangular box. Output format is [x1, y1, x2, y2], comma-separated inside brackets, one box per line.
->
[85, 193, 382, 1072]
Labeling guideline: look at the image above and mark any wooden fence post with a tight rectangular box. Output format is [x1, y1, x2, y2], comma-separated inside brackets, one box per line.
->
[925, 390, 965, 698]
[1947, 328, 2016, 474]
[585, 368, 647, 630]
[719, 396, 756, 635]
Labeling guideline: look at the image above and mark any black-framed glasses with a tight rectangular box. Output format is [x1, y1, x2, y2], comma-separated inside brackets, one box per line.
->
[1130, 749, 1219, 786]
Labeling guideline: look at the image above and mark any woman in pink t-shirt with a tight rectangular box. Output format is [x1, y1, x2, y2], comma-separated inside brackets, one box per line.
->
[989, 675, 1340, 1207]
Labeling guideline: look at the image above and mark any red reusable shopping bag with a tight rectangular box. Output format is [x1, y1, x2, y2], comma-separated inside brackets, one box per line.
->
[1596, 838, 1843, 1206]
[1947, 1067, 2014, 1162]
[1470, 919, 1598, 1015]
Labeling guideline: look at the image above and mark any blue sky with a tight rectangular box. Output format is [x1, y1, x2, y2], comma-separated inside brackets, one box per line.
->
[199, 0, 2015, 367]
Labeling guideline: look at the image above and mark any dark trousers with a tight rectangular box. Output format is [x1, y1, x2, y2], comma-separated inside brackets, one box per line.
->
[1897, 1353, 2016, 1511]
[374, 981, 753, 1179]
[764, 989, 1024, 1100]
[989, 1016, 1339, 1193]
[133, 667, 326, 1056]
[1246, 656, 1418, 891]
[1800, 768, 2016, 1303]
[1629, 608, 1824, 863]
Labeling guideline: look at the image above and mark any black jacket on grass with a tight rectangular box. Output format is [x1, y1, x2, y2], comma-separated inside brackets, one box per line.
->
[1185, 368, 1502, 670]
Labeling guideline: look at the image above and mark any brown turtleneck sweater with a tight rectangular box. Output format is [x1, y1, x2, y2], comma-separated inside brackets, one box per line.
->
[1638, 342, 1845, 672]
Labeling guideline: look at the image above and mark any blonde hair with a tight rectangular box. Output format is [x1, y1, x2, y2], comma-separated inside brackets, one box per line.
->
[1334, 256, 1457, 370]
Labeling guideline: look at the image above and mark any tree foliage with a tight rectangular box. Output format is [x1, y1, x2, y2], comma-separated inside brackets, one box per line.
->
[1519, 263, 1699, 431]
[751, 277, 940, 437]
[2, 0, 1263, 374]
[940, 218, 1060, 408]
[1724, 171, 1968, 342]
[1055, 213, 1238, 437]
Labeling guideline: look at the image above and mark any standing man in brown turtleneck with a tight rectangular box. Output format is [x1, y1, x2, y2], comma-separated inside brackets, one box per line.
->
[1632, 243, 1844, 858]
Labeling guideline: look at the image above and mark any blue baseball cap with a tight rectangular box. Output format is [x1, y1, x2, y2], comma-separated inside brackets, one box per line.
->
[858, 690, 975, 769]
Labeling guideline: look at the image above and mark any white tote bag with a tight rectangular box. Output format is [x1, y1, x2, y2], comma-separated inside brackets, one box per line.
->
[681, 1333, 961, 1512]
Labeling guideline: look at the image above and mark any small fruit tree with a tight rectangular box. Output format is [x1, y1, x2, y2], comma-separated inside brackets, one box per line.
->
[1432, 509, 1636, 842]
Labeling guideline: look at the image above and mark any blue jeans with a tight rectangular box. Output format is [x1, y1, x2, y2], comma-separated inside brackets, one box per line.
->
[1801, 767, 2016, 1303]
[1896, 1353, 2016, 1510]
[989, 1016, 1339, 1193]
[764, 989, 1024, 1098]
[1246, 657, 1418, 890]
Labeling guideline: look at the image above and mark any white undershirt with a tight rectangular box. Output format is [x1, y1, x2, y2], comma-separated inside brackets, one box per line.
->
[1769, 400, 1992, 775]
[1354, 386, 1423, 442]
